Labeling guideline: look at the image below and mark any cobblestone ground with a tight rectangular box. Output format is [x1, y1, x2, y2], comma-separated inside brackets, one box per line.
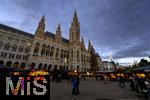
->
[50, 78, 146, 100]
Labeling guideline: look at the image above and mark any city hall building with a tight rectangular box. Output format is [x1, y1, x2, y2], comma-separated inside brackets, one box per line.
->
[0, 11, 102, 71]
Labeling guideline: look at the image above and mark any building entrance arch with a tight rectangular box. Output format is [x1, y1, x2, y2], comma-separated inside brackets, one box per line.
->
[30, 62, 35, 70]
[20, 62, 26, 69]
[44, 64, 47, 70]
[13, 62, 19, 69]
[0, 60, 4, 67]
[38, 63, 43, 70]
[5, 61, 12, 67]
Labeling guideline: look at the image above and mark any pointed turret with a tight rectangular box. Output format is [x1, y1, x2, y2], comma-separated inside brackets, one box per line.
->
[35, 15, 45, 38]
[81, 37, 84, 43]
[55, 24, 61, 43]
[56, 24, 61, 36]
[41, 15, 45, 22]
[81, 36, 85, 51]
[91, 45, 95, 53]
[88, 40, 92, 51]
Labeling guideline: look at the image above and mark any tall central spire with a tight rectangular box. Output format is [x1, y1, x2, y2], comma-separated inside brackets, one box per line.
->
[73, 10, 79, 24]
[69, 10, 80, 43]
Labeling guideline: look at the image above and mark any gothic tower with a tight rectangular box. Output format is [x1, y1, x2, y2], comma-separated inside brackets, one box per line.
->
[69, 10, 81, 71]
[81, 36, 86, 51]
[69, 10, 80, 44]
[35, 16, 45, 38]
[55, 24, 62, 43]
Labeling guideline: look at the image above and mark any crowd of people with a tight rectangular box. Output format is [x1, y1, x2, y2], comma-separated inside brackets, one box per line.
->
[117, 74, 150, 100]
[129, 75, 150, 100]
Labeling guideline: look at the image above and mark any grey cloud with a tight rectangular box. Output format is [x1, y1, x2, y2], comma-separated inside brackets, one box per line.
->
[82, 0, 150, 59]
[113, 37, 150, 58]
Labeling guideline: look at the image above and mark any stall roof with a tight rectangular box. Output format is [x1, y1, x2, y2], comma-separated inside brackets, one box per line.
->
[133, 65, 150, 71]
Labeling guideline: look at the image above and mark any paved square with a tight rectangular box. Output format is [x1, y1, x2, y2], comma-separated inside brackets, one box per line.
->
[50, 78, 144, 100]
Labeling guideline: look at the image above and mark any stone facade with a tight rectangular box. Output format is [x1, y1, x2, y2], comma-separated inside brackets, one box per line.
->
[0, 11, 102, 72]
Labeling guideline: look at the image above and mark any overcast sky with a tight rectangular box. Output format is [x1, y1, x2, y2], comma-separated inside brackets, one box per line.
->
[0, 0, 150, 65]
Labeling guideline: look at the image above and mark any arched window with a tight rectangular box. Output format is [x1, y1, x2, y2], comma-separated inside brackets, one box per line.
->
[44, 64, 47, 70]
[5, 61, 12, 67]
[50, 46, 54, 57]
[25, 47, 30, 54]
[46, 45, 50, 56]
[81, 55, 83, 62]
[38, 63, 43, 70]
[13, 62, 19, 69]
[0, 60, 4, 66]
[77, 50, 79, 60]
[60, 49, 63, 58]
[3, 43, 11, 51]
[54, 65, 58, 70]
[0, 41, 3, 49]
[41, 44, 46, 56]
[63, 50, 66, 58]
[12, 54, 15, 58]
[18, 46, 24, 53]
[34, 47, 39, 54]
[30, 62, 35, 70]
[34, 42, 40, 54]
[12, 44, 18, 52]
[48, 64, 51, 71]
[9, 54, 12, 58]
[4, 53, 7, 58]
[55, 48, 59, 57]
[67, 51, 69, 59]
[20, 62, 26, 69]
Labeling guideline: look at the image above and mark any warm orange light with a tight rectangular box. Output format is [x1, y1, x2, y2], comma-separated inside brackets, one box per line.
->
[13, 72, 20, 75]
[117, 73, 124, 77]
[111, 74, 116, 78]
[137, 74, 145, 78]
[29, 71, 49, 76]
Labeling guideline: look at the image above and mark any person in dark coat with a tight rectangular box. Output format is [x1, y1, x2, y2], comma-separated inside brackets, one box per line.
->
[71, 76, 78, 96]
[129, 76, 136, 90]
[119, 76, 125, 88]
